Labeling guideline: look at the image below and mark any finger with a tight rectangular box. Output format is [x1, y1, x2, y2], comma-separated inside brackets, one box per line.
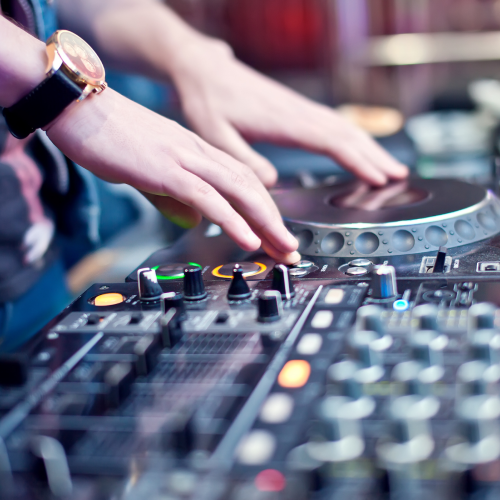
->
[200, 119, 278, 188]
[140, 191, 202, 228]
[260, 239, 302, 265]
[356, 133, 409, 180]
[180, 147, 299, 254]
[153, 167, 262, 252]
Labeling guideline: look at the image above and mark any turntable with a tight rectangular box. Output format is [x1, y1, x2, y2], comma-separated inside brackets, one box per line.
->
[275, 177, 500, 257]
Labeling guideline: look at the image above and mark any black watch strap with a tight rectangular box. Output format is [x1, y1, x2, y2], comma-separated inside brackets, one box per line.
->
[2, 70, 83, 140]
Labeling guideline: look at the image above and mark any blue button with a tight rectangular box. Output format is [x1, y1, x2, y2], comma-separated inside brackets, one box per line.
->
[393, 300, 409, 312]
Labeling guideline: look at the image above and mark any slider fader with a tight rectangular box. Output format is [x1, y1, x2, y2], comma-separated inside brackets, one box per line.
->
[5, 176, 500, 499]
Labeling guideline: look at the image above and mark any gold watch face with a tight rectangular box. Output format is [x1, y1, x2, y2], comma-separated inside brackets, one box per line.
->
[55, 30, 105, 85]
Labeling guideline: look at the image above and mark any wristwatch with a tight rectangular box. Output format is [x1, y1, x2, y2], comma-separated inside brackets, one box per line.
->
[2, 30, 107, 139]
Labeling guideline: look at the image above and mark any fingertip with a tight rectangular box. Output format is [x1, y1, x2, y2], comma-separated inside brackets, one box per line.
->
[239, 232, 262, 253]
[389, 164, 410, 179]
[280, 251, 302, 266]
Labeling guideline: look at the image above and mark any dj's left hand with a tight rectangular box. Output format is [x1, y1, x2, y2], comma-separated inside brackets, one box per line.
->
[170, 38, 409, 188]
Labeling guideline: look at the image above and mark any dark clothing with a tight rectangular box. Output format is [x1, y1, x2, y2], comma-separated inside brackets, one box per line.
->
[0, 0, 101, 302]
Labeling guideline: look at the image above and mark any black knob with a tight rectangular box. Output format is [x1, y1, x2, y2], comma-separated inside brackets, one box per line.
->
[183, 266, 207, 301]
[258, 291, 281, 323]
[271, 264, 295, 299]
[137, 268, 163, 302]
[227, 264, 251, 300]
[161, 292, 186, 321]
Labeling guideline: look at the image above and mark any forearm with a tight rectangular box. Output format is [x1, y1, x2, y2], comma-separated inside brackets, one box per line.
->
[57, 0, 225, 82]
[0, 16, 47, 107]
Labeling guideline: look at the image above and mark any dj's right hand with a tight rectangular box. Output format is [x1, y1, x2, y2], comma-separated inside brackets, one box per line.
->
[44, 88, 301, 264]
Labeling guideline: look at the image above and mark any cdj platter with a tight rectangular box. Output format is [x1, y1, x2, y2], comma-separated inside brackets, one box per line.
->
[5, 175, 500, 499]
[275, 178, 500, 257]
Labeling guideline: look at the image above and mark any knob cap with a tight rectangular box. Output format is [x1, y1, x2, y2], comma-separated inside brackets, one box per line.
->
[456, 361, 500, 400]
[468, 303, 496, 336]
[371, 265, 398, 299]
[410, 330, 448, 368]
[137, 268, 163, 302]
[377, 396, 436, 467]
[258, 291, 281, 323]
[412, 304, 439, 331]
[470, 329, 500, 365]
[306, 396, 365, 462]
[271, 264, 295, 300]
[355, 305, 385, 336]
[446, 395, 500, 466]
[227, 264, 251, 300]
[183, 266, 207, 301]
[161, 292, 186, 321]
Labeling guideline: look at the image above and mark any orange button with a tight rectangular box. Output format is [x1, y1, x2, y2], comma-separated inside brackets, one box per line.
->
[277, 360, 311, 388]
[93, 293, 125, 306]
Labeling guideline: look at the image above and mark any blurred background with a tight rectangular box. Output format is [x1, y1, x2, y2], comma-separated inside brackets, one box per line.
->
[74, 0, 500, 293]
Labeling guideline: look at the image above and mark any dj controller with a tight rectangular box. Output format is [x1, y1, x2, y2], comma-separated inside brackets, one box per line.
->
[5, 176, 500, 499]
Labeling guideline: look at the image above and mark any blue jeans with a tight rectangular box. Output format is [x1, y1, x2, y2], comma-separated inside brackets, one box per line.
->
[0, 260, 71, 353]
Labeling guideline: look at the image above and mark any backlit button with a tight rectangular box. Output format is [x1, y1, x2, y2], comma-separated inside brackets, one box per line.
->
[311, 310, 334, 329]
[289, 268, 308, 277]
[350, 259, 372, 267]
[324, 289, 345, 305]
[237, 430, 276, 465]
[293, 260, 314, 269]
[297, 333, 323, 355]
[93, 293, 125, 307]
[255, 469, 286, 492]
[346, 267, 368, 277]
[259, 393, 294, 423]
[278, 360, 311, 388]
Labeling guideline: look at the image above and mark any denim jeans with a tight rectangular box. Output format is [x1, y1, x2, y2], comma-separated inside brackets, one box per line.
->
[0, 260, 71, 353]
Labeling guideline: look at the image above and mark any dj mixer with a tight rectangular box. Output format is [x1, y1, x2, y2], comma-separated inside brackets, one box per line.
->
[5, 177, 500, 499]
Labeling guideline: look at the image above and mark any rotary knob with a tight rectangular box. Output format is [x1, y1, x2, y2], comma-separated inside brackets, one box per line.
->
[410, 330, 448, 368]
[456, 361, 500, 400]
[137, 268, 163, 302]
[227, 264, 251, 300]
[271, 264, 295, 300]
[469, 329, 500, 365]
[446, 395, 500, 466]
[412, 304, 439, 332]
[371, 265, 398, 300]
[257, 291, 281, 323]
[468, 303, 496, 336]
[355, 305, 385, 336]
[161, 292, 186, 321]
[377, 395, 436, 498]
[308, 396, 365, 462]
[183, 265, 207, 301]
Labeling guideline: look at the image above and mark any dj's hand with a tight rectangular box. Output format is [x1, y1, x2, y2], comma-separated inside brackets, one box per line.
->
[44, 89, 300, 264]
[170, 39, 409, 188]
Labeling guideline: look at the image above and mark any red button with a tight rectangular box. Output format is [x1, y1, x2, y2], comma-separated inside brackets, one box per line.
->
[255, 469, 286, 492]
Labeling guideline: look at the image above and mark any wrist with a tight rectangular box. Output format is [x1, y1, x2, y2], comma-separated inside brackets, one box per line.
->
[0, 18, 48, 108]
